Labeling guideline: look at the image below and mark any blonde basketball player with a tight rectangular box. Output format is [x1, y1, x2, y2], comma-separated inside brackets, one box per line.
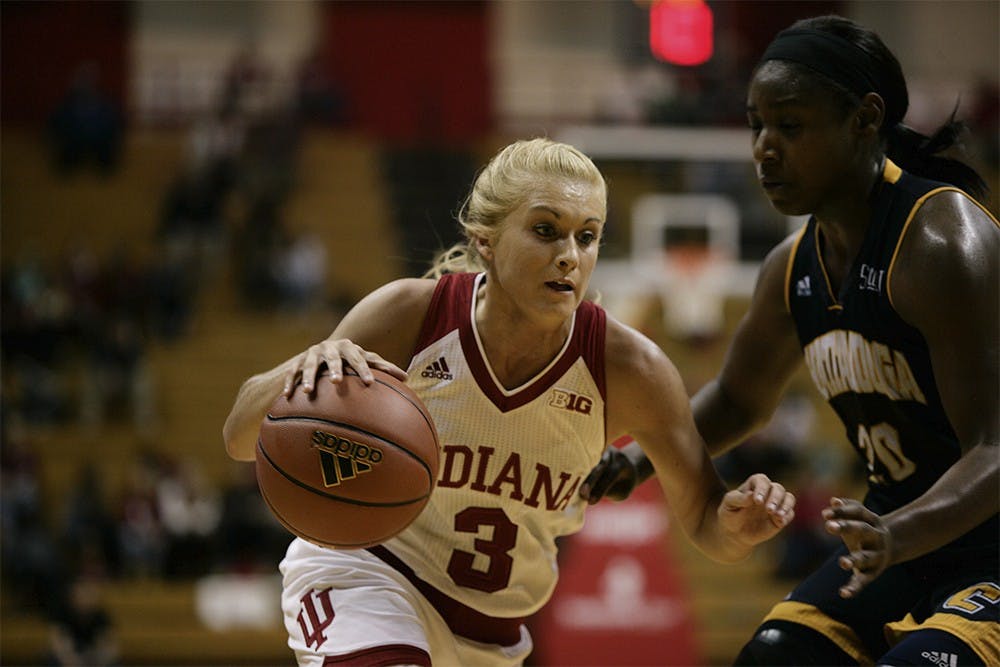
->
[223, 138, 796, 666]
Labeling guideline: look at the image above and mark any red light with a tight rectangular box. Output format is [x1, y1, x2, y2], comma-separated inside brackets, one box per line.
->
[649, 0, 714, 66]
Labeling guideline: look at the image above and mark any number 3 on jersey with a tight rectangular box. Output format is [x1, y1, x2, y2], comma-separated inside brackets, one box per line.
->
[857, 422, 916, 483]
[447, 507, 518, 592]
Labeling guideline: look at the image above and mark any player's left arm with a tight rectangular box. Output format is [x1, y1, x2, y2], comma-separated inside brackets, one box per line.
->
[604, 318, 795, 563]
[825, 191, 1000, 598]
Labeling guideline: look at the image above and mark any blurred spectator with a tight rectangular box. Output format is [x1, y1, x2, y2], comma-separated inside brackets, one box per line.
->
[186, 104, 246, 188]
[48, 574, 119, 667]
[80, 315, 156, 434]
[232, 191, 288, 308]
[216, 465, 291, 574]
[0, 419, 61, 613]
[158, 162, 230, 278]
[59, 463, 121, 580]
[272, 230, 328, 314]
[116, 450, 166, 579]
[157, 459, 222, 579]
[145, 242, 199, 342]
[47, 62, 124, 178]
[220, 42, 271, 119]
[1, 247, 78, 424]
[295, 46, 347, 126]
[596, 62, 677, 125]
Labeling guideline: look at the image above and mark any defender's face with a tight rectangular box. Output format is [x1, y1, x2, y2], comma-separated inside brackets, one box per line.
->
[480, 178, 605, 323]
[746, 62, 859, 217]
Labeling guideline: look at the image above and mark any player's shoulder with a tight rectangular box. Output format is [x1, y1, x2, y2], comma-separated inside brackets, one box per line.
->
[890, 190, 998, 316]
[603, 315, 676, 383]
[362, 278, 438, 316]
[906, 190, 999, 261]
[763, 226, 806, 274]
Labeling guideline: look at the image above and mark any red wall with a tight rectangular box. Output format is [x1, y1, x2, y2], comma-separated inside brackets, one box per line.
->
[1, 1, 130, 125]
[321, 1, 492, 144]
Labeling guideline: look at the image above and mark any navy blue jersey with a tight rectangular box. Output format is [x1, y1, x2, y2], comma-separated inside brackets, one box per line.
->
[784, 159, 998, 573]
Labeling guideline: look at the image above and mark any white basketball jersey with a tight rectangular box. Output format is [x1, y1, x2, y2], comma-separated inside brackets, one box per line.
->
[382, 272, 607, 620]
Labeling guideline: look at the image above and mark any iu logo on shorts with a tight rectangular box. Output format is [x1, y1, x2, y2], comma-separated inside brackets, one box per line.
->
[297, 587, 335, 649]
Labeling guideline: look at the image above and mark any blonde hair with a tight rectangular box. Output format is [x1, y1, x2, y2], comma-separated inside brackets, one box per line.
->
[424, 138, 606, 278]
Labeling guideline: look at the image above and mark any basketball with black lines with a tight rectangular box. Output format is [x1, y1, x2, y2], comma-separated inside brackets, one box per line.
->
[256, 367, 440, 549]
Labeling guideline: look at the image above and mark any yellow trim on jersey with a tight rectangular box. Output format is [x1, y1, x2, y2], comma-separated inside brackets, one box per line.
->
[784, 223, 810, 314]
[885, 612, 1000, 664]
[763, 600, 874, 665]
[883, 158, 902, 184]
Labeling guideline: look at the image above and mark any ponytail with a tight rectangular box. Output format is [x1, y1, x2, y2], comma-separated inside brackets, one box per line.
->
[422, 242, 482, 279]
[887, 111, 989, 202]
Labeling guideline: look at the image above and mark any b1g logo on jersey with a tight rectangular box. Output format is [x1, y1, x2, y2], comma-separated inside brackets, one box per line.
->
[297, 587, 335, 649]
[311, 430, 383, 487]
[550, 389, 593, 415]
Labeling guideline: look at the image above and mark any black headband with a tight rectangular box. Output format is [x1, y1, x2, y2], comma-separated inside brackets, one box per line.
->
[758, 28, 880, 99]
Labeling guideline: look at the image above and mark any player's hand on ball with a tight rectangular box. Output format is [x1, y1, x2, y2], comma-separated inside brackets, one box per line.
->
[719, 473, 795, 548]
[822, 497, 893, 599]
[283, 338, 407, 397]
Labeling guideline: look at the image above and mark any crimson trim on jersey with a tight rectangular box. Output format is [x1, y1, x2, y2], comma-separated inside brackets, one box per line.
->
[322, 644, 431, 667]
[415, 272, 607, 413]
[366, 545, 525, 646]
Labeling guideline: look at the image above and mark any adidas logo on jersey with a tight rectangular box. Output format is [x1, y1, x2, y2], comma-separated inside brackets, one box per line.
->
[921, 651, 958, 667]
[421, 356, 453, 380]
[796, 275, 812, 297]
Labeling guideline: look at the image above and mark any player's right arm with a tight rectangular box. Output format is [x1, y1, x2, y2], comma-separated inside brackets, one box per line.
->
[223, 278, 436, 462]
[582, 234, 803, 502]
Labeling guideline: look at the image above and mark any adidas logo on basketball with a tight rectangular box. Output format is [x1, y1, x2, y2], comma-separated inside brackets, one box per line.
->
[311, 430, 383, 487]
[921, 651, 958, 667]
[421, 356, 453, 380]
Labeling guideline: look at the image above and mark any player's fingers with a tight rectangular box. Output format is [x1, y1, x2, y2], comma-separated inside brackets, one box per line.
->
[762, 481, 787, 513]
[300, 347, 326, 393]
[333, 340, 373, 383]
[838, 549, 882, 573]
[773, 506, 795, 528]
[366, 354, 408, 381]
[822, 497, 876, 523]
[776, 491, 795, 519]
[580, 450, 616, 503]
[740, 473, 771, 504]
[281, 354, 304, 396]
[839, 569, 874, 599]
[721, 488, 754, 511]
[281, 370, 299, 397]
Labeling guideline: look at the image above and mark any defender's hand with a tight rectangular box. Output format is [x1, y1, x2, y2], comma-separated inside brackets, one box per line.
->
[580, 446, 643, 504]
[823, 497, 893, 599]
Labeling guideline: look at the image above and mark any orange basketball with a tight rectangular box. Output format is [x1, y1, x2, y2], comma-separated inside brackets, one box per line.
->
[256, 367, 439, 549]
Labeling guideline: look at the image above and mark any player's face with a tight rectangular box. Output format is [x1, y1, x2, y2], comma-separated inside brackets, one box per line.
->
[746, 62, 861, 217]
[482, 177, 605, 323]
